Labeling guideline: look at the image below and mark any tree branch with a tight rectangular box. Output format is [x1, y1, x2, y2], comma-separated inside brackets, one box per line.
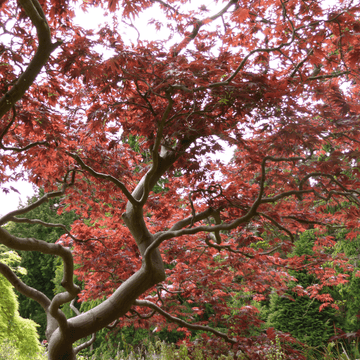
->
[0, 0, 62, 118]
[0, 171, 75, 226]
[146, 210, 257, 264]
[308, 70, 350, 81]
[145, 155, 324, 262]
[134, 300, 238, 345]
[0, 106, 47, 152]
[0, 227, 80, 332]
[7, 217, 103, 244]
[139, 92, 174, 206]
[284, 216, 339, 227]
[299, 172, 360, 196]
[257, 212, 295, 242]
[0, 261, 50, 310]
[169, 208, 216, 231]
[130, 307, 156, 319]
[204, 236, 254, 258]
[171, 0, 238, 57]
[106, 319, 120, 329]
[0, 105, 48, 151]
[0, 260, 64, 338]
[67, 152, 139, 207]
[74, 333, 96, 355]
[70, 299, 97, 354]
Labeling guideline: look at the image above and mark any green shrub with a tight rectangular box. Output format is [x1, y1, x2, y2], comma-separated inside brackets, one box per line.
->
[0, 247, 43, 360]
[266, 278, 338, 348]
[266, 230, 347, 355]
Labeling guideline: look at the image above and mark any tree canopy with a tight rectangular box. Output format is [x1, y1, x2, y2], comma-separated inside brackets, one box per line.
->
[0, 0, 360, 359]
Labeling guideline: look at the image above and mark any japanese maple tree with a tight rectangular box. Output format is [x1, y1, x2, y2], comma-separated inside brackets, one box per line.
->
[1, 0, 360, 358]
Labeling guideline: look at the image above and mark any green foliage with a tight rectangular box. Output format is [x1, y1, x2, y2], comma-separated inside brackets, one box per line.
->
[331, 230, 360, 333]
[87, 326, 151, 359]
[266, 285, 338, 348]
[80, 337, 235, 359]
[266, 335, 286, 360]
[226, 291, 267, 337]
[304, 339, 360, 360]
[78, 322, 184, 359]
[5, 189, 77, 339]
[0, 340, 47, 360]
[0, 244, 27, 276]
[0, 340, 20, 360]
[264, 227, 360, 358]
[338, 272, 360, 333]
[77, 297, 150, 358]
[291, 229, 316, 257]
[0, 247, 43, 359]
[266, 230, 342, 349]
[52, 256, 83, 319]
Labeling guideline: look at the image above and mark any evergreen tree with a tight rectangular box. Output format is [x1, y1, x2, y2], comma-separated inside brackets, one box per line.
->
[266, 230, 345, 349]
[331, 230, 360, 334]
[267, 271, 340, 348]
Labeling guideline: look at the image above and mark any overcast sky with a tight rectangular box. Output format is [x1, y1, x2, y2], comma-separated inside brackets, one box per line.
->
[0, 181, 35, 217]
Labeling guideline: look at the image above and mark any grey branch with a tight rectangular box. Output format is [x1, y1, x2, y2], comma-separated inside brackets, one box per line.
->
[6, 217, 100, 243]
[169, 208, 216, 231]
[0, 227, 80, 332]
[74, 333, 96, 354]
[0, 261, 50, 310]
[0, 260, 66, 334]
[0, 106, 49, 152]
[70, 299, 97, 354]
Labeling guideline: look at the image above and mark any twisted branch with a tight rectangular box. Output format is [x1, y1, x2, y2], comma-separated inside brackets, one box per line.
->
[67, 152, 138, 207]
[0, 0, 62, 118]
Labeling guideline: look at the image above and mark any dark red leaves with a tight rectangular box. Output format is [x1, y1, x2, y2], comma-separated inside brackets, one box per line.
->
[2, 0, 360, 357]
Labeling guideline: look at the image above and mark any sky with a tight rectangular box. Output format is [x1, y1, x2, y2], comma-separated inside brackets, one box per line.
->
[0, 181, 35, 217]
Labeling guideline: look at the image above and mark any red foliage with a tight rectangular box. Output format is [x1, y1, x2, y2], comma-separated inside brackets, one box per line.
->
[1, 0, 360, 358]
